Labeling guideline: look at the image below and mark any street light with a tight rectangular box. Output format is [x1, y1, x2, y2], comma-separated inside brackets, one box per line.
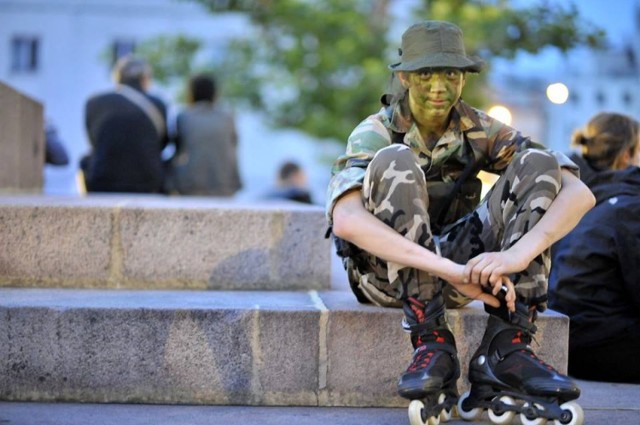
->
[546, 82, 569, 104]
[487, 104, 512, 125]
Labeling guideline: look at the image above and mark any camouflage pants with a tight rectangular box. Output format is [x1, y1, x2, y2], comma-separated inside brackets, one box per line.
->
[347, 144, 561, 311]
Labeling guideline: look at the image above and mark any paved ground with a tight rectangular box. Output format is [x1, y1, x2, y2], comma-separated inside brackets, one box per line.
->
[1, 380, 639, 424]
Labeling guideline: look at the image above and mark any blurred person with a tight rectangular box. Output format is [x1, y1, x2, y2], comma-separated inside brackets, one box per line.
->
[550, 112, 640, 383]
[264, 161, 313, 204]
[166, 73, 241, 196]
[81, 55, 170, 193]
[45, 120, 69, 166]
[326, 20, 593, 422]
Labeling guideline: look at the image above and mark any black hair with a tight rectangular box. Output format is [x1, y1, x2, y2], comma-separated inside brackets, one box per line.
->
[279, 161, 302, 181]
[189, 74, 217, 103]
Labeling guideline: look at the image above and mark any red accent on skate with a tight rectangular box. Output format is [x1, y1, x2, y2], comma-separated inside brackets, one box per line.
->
[512, 331, 523, 344]
[407, 345, 435, 372]
[434, 331, 445, 343]
[408, 297, 426, 323]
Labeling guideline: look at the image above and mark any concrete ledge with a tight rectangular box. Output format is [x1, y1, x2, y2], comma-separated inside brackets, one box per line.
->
[0, 288, 569, 407]
[0, 195, 330, 291]
[0, 82, 44, 193]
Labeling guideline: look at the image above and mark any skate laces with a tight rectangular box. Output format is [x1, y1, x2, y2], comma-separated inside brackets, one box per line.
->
[407, 331, 446, 372]
[408, 297, 426, 323]
[512, 331, 554, 371]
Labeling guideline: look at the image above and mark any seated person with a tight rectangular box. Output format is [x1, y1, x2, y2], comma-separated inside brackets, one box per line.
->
[550, 112, 640, 383]
[264, 161, 313, 204]
[168, 73, 242, 196]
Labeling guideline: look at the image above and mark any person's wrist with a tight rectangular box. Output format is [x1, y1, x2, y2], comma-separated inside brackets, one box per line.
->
[507, 245, 534, 270]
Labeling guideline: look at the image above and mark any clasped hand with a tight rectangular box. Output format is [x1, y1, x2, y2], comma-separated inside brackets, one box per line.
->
[445, 250, 528, 312]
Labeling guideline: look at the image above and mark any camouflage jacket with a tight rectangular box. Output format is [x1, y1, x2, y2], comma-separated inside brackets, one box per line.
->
[326, 98, 578, 224]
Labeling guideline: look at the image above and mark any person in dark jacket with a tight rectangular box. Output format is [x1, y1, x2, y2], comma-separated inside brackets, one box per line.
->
[550, 112, 640, 383]
[82, 55, 169, 193]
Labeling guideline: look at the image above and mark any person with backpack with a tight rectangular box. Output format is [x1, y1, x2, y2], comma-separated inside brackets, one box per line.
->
[326, 20, 594, 424]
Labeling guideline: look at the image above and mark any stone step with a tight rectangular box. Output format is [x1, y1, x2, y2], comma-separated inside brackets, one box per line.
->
[0, 195, 330, 291]
[0, 288, 569, 407]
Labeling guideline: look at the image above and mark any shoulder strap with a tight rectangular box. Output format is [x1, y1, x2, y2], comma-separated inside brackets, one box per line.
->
[432, 154, 472, 224]
[431, 139, 486, 230]
[117, 85, 166, 139]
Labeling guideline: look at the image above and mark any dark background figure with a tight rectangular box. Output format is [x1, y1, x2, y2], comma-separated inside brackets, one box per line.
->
[81, 55, 170, 193]
[550, 112, 640, 384]
[45, 120, 69, 166]
[166, 73, 241, 197]
[264, 161, 313, 204]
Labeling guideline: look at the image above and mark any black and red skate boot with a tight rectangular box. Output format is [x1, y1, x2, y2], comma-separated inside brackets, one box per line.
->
[458, 301, 584, 424]
[397, 293, 460, 398]
[399, 294, 460, 425]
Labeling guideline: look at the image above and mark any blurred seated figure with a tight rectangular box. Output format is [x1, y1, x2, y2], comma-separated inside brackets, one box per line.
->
[550, 112, 640, 383]
[166, 73, 242, 197]
[81, 55, 170, 193]
[265, 161, 313, 204]
[45, 121, 69, 166]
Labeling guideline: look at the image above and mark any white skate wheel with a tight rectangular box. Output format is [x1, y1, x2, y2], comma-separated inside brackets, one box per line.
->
[457, 390, 482, 421]
[520, 402, 547, 425]
[408, 399, 441, 425]
[408, 399, 425, 425]
[437, 393, 452, 423]
[488, 395, 516, 425]
[553, 401, 584, 425]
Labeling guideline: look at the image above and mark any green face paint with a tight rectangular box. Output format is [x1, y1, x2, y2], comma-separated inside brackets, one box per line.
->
[406, 68, 465, 124]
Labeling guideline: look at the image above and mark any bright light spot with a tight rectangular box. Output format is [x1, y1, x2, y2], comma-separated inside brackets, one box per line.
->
[487, 105, 512, 125]
[546, 83, 569, 104]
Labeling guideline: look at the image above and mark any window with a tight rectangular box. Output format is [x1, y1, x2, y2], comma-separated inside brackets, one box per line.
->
[11, 36, 39, 73]
[111, 39, 136, 65]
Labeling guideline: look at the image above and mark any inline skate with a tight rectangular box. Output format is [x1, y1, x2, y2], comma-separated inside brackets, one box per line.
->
[457, 300, 584, 425]
[398, 293, 460, 425]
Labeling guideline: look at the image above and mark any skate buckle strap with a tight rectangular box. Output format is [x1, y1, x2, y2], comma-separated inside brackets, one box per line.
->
[403, 315, 449, 335]
[420, 341, 457, 356]
[493, 341, 533, 363]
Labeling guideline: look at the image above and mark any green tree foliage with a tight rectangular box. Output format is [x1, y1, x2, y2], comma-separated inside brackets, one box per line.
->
[136, 35, 201, 85]
[204, 0, 393, 142]
[145, 0, 604, 143]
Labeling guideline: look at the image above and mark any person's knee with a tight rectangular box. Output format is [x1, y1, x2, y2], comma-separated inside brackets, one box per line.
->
[371, 144, 415, 169]
[513, 149, 561, 182]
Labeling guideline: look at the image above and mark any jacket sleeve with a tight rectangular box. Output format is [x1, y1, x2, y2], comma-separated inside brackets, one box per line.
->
[477, 109, 579, 177]
[325, 114, 391, 224]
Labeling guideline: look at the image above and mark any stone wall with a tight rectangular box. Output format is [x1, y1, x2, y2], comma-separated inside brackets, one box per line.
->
[0, 81, 44, 193]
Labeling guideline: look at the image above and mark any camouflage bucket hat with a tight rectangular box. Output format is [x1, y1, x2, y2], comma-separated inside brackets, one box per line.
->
[389, 21, 484, 73]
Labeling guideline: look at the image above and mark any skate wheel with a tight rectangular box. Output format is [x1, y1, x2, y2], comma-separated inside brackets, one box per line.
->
[553, 401, 584, 425]
[488, 395, 516, 425]
[457, 391, 482, 421]
[408, 400, 425, 425]
[437, 393, 452, 423]
[520, 402, 547, 425]
[408, 399, 440, 425]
